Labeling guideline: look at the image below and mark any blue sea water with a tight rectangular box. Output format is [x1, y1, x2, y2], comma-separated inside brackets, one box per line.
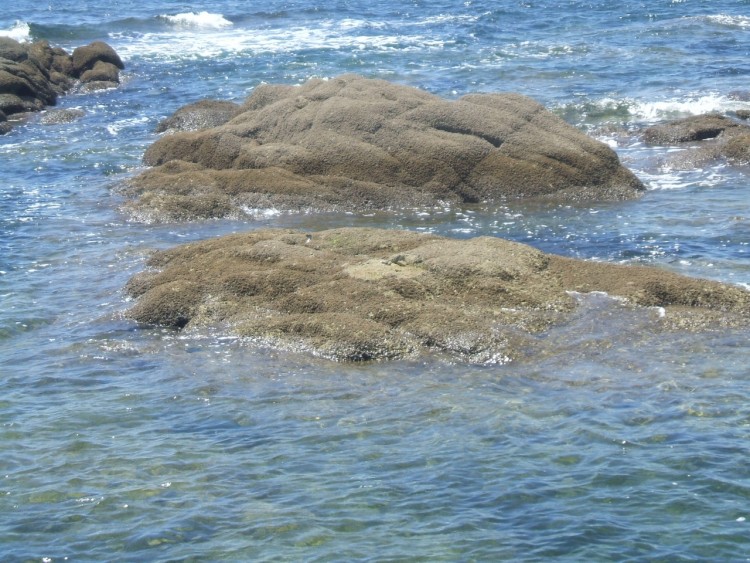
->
[2, 1, 750, 560]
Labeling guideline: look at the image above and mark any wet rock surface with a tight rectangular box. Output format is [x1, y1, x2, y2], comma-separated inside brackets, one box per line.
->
[123, 75, 645, 221]
[642, 113, 750, 168]
[0, 38, 124, 133]
[125, 227, 750, 363]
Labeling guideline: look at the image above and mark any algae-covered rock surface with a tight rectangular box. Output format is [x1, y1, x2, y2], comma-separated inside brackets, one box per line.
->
[123, 74, 645, 221]
[125, 227, 750, 362]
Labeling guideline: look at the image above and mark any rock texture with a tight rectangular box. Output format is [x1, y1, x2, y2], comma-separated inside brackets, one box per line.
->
[123, 75, 645, 221]
[125, 227, 750, 363]
[642, 113, 750, 167]
[643, 114, 740, 145]
[0, 38, 123, 133]
[154, 99, 242, 133]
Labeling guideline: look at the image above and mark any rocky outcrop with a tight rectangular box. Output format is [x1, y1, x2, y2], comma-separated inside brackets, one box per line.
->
[123, 75, 645, 221]
[643, 114, 740, 145]
[642, 113, 750, 167]
[0, 38, 124, 133]
[125, 227, 750, 363]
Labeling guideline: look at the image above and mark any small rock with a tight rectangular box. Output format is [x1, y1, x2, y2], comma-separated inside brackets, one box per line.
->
[71, 41, 124, 77]
[643, 114, 739, 145]
[39, 108, 85, 125]
[80, 60, 120, 84]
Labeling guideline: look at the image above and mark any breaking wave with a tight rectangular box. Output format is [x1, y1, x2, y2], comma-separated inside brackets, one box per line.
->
[0, 20, 31, 42]
[158, 11, 233, 29]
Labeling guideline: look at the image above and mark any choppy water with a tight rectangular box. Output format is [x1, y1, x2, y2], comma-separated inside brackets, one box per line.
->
[3, 1, 750, 560]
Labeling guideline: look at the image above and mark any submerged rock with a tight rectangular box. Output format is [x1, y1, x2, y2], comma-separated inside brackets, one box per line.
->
[39, 108, 85, 125]
[123, 75, 645, 221]
[124, 227, 750, 363]
[0, 38, 124, 133]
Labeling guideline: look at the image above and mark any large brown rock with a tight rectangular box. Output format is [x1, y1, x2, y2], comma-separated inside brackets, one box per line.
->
[125, 227, 750, 362]
[80, 60, 120, 84]
[0, 59, 57, 106]
[125, 75, 645, 220]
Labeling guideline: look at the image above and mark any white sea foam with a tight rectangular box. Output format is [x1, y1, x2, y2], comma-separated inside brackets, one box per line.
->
[112, 20, 439, 61]
[0, 20, 31, 42]
[632, 94, 750, 122]
[417, 13, 481, 26]
[106, 116, 150, 136]
[160, 11, 233, 29]
[705, 14, 750, 29]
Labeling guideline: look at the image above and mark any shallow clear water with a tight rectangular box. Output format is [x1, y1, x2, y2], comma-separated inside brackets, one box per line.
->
[3, 1, 750, 560]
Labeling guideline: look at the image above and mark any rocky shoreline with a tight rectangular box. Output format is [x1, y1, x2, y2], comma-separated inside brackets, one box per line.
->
[0, 37, 124, 133]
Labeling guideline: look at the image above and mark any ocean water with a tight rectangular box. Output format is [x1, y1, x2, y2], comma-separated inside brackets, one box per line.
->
[3, 1, 750, 560]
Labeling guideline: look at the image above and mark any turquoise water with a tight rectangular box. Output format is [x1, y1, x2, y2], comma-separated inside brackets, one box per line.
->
[3, 1, 750, 560]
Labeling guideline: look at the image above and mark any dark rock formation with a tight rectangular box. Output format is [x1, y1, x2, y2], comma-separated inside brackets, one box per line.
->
[0, 38, 124, 133]
[643, 114, 740, 145]
[123, 75, 645, 221]
[125, 227, 750, 363]
[0, 108, 10, 134]
[71, 41, 123, 78]
[642, 113, 750, 168]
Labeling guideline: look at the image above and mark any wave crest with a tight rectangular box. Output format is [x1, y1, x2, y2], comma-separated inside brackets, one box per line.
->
[0, 20, 31, 42]
[159, 12, 233, 29]
[705, 14, 750, 29]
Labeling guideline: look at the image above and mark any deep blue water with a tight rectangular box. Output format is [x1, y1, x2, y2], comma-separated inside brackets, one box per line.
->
[2, 1, 750, 560]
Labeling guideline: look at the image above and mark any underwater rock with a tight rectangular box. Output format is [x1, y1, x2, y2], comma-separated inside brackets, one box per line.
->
[39, 108, 85, 125]
[123, 74, 645, 221]
[124, 227, 750, 363]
